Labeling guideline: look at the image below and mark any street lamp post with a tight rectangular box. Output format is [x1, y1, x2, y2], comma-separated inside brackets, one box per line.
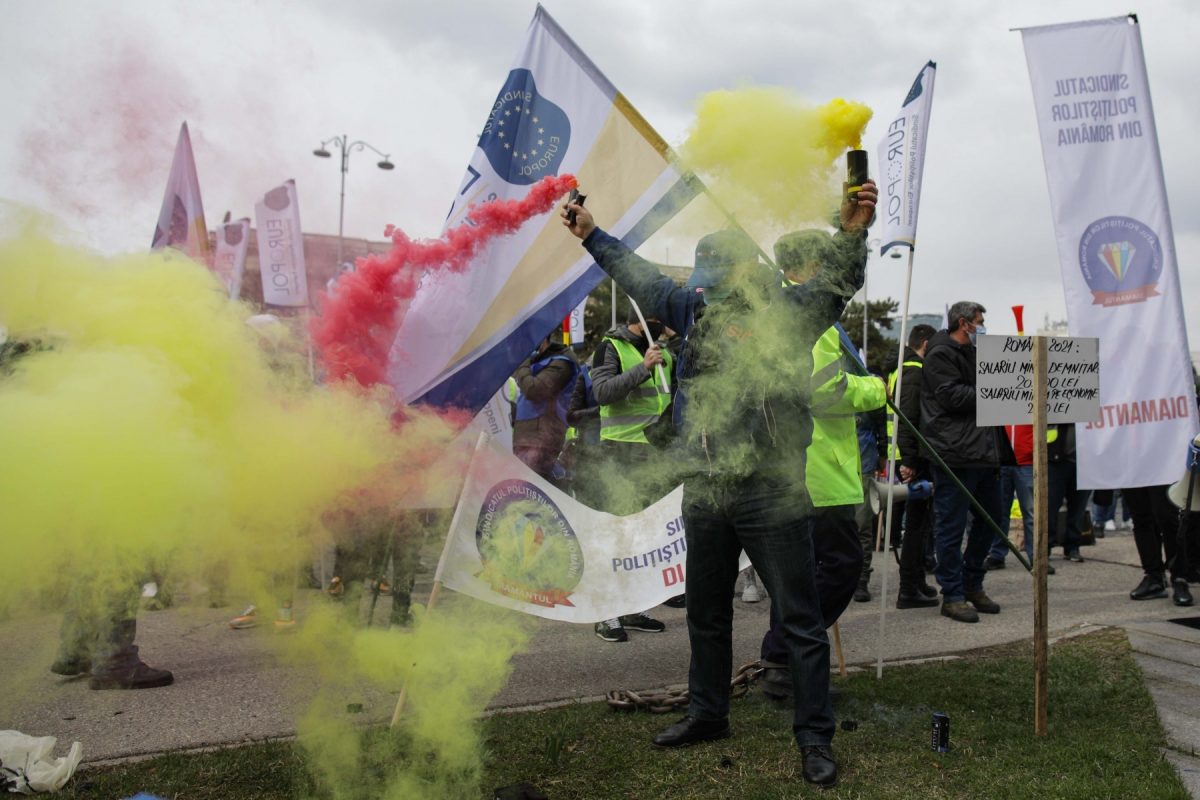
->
[312, 135, 394, 271]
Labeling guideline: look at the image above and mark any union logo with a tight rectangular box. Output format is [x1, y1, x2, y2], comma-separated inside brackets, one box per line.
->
[1077, 216, 1163, 307]
[477, 68, 571, 186]
[475, 479, 584, 608]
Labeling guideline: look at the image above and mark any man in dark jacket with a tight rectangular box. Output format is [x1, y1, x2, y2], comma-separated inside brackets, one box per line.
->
[920, 302, 1014, 623]
[892, 324, 939, 608]
[512, 333, 579, 484]
[561, 180, 876, 788]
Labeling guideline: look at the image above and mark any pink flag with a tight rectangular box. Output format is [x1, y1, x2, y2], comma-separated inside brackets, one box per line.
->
[151, 122, 209, 262]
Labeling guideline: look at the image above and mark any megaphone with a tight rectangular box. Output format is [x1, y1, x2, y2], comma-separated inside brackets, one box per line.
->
[1167, 434, 1200, 511]
[871, 477, 933, 514]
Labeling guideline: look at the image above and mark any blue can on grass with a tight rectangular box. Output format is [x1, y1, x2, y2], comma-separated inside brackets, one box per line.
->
[931, 712, 950, 752]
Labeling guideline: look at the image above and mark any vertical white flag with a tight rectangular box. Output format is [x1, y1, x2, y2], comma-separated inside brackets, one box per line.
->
[1021, 15, 1197, 488]
[568, 295, 587, 346]
[151, 122, 209, 262]
[213, 217, 250, 300]
[876, 62, 936, 255]
[254, 180, 309, 308]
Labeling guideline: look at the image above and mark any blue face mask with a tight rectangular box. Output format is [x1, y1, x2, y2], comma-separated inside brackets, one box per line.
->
[969, 323, 986, 345]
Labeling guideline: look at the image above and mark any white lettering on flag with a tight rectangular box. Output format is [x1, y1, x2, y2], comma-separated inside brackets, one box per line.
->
[1020, 16, 1198, 487]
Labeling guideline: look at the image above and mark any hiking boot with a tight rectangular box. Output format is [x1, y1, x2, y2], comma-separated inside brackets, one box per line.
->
[896, 589, 939, 609]
[1172, 578, 1194, 607]
[619, 613, 665, 632]
[89, 661, 174, 690]
[1130, 574, 1168, 600]
[984, 556, 1006, 571]
[49, 656, 91, 677]
[652, 715, 730, 748]
[594, 620, 628, 642]
[853, 577, 871, 603]
[228, 604, 258, 629]
[965, 591, 1000, 614]
[800, 744, 838, 786]
[941, 600, 979, 623]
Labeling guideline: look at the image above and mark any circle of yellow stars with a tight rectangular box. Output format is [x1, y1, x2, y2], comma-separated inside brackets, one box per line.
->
[495, 104, 545, 161]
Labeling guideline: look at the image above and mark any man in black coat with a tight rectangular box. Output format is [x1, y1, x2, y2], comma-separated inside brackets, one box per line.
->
[919, 302, 1014, 623]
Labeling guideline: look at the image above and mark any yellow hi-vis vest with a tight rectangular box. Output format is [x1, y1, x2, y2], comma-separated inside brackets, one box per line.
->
[886, 360, 923, 460]
[807, 327, 887, 507]
[598, 337, 674, 444]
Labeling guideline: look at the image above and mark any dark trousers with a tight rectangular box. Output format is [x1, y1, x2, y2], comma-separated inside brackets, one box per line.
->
[1124, 484, 1199, 580]
[1047, 461, 1090, 554]
[760, 504, 863, 664]
[931, 465, 1005, 602]
[683, 472, 834, 746]
[897, 495, 934, 592]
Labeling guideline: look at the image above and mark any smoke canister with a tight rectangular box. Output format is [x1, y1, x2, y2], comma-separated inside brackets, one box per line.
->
[846, 149, 868, 200]
[931, 712, 950, 752]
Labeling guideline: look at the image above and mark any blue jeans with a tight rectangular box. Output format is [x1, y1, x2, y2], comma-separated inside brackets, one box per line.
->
[989, 465, 1034, 561]
[931, 465, 1005, 603]
[683, 472, 833, 746]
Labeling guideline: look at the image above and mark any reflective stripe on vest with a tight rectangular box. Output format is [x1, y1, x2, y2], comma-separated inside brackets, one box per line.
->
[599, 337, 673, 444]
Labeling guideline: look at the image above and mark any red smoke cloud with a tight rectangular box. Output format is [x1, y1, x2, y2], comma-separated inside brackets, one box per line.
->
[311, 173, 577, 390]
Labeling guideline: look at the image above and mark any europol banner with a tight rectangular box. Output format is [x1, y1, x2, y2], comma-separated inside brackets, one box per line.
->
[388, 4, 697, 415]
[1020, 15, 1198, 488]
[876, 61, 936, 256]
[439, 435, 741, 623]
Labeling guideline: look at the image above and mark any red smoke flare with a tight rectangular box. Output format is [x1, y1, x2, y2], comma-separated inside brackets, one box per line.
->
[311, 173, 577, 390]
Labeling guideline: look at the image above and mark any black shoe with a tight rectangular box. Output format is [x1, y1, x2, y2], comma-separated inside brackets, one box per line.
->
[984, 556, 1006, 571]
[800, 744, 838, 786]
[1130, 575, 1168, 600]
[88, 661, 174, 690]
[761, 666, 793, 703]
[896, 589, 939, 609]
[618, 613, 665, 632]
[917, 582, 938, 599]
[965, 590, 1001, 614]
[1172, 579, 1194, 607]
[853, 583, 871, 603]
[594, 621, 628, 642]
[49, 656, 91, 677]
[652, 715, 730, 748]
[662, 594, 687, 608]
[1066, 550, 1085, 563]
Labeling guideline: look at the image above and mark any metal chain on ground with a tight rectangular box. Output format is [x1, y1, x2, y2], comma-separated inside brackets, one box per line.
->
[606, 660, 764, 713]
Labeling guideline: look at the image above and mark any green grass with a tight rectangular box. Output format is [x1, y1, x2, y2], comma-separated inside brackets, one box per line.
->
[59, 628, 1187, 799]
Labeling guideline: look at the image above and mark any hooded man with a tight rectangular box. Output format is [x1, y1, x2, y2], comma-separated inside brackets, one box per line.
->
[561, 180, 876, 788]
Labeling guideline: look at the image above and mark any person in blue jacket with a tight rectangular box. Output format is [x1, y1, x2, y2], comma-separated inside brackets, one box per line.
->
[561, 179, 876, 788]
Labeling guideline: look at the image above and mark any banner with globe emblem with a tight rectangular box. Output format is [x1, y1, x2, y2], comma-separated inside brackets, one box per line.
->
[151, 122, 209, 263]
[437, 435, 744, 623]
[1021, 15, 1198, 488]
[388, 4, 698, 414]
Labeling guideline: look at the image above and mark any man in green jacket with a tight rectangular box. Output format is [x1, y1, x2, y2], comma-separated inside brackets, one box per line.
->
[758, 230, 886, 701]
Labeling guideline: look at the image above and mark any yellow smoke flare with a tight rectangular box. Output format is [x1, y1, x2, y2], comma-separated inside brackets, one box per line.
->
[679, 88, 873, 230]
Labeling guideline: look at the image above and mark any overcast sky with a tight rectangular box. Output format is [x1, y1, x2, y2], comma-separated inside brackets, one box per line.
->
[2, 0, 1197, 344]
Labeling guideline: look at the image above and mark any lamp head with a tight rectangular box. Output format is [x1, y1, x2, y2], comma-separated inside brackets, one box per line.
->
[377, 159, 395, 171]
[312, 148, 332, 158]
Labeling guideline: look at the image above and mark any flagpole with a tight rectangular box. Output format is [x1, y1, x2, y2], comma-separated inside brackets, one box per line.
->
[390, 432, 488, 727]
[626, 297, 670, 394]
[876, 246, 915, 679]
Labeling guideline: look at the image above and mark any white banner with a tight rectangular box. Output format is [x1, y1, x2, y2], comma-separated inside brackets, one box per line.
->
[213, 217, 249, 300]
[440, 436, 739, 623]
[254, 180, 309, 308]
[876, 61, 936, 255]
[151, 121, 209, 262]
[388, 6, 696, 413]
[1021, 16, 1197, 488]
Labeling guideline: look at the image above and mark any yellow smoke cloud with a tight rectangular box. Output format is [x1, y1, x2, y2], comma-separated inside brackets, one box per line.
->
[679, 88, 872, 232]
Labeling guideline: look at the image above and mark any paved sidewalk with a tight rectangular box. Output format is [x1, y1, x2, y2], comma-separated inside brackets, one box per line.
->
[1, 525, 1198, 796]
